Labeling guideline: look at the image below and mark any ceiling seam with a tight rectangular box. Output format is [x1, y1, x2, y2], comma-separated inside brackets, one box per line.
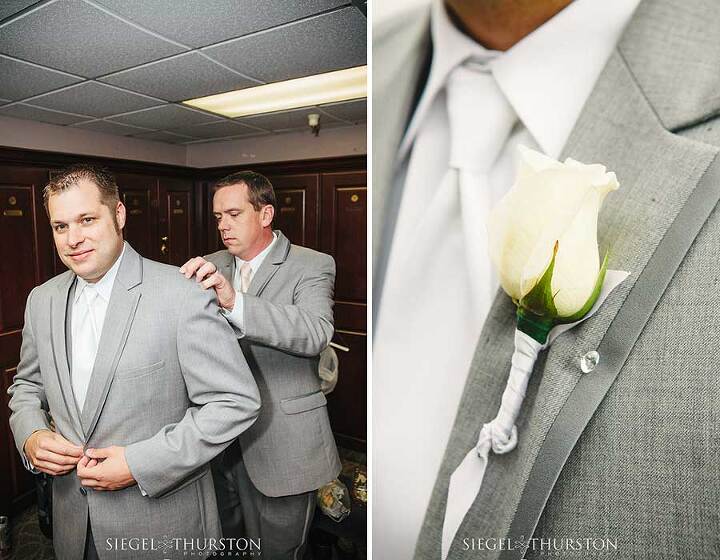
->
[0, 0, 59, 27]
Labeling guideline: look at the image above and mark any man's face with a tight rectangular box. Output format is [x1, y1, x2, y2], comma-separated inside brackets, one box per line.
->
[213, 183, 273, 259]
[48, 179, 126, 282]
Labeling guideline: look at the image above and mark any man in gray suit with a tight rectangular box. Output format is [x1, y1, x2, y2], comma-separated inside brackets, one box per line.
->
[374, 0, 720, 559]
[8, 165, 261, 560]
[181, 171, 341, 559]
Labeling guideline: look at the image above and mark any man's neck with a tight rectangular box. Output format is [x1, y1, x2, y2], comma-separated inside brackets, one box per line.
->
[238, 229, 274, 262]
[444, 0, 573, 51]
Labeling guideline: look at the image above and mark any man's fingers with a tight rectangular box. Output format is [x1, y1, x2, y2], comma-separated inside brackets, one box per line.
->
[85, 447, 113, 459]
[79, 478, 105, 489]
[34, 460, 75, 476]
[42, 436, 83, 457]
[36, 448, 82, 466]
[200, 272, 224, 290]
[194, 261, 217, 282]
[179, 257, 207, 278]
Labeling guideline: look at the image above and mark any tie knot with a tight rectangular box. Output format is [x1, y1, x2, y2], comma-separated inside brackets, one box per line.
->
[445, 62, 516, 171]
[83, 284, 98, 303]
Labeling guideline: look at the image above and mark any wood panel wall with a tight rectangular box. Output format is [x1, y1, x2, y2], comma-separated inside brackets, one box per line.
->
[0, 147, 367, 512]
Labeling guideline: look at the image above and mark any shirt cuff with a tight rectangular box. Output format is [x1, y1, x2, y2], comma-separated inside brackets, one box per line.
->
[22, 453, 39, 474]
[220, 290, 246, 338]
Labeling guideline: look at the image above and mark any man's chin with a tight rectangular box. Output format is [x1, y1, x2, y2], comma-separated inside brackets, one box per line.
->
[222, 241, 242, 256]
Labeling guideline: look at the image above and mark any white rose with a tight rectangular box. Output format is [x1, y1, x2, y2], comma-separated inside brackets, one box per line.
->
[488, 146, 619, 317]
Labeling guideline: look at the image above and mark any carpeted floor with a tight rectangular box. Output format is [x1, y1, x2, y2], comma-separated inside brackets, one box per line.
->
[6, 506, 54, 560]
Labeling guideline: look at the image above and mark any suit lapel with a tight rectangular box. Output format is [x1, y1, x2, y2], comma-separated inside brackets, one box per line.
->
[247, 231, 290, 297]
[428, 7, 720, 557]
[372, 6, 431, 319]
[81, 245, 142, 437]
[50, 272, 84, 438]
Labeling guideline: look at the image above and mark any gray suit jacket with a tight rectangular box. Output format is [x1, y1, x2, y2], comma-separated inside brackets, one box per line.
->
[8, 243, 261, 560]
[206, 230, 341, 497]
[375, 1, 720, 558]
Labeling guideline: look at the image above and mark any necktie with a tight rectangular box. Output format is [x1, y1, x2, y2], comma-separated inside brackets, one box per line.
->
[239, 262, 252, 293]
[373, 60, 517, 557]
[437, 63, 518, 560]
[72, 284, 100, 411]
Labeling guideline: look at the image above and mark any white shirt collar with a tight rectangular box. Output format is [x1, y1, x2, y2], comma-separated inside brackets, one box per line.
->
[399, 0, 641, 160]
[74, 242, 126, 303]
[234, 231, 278, 276]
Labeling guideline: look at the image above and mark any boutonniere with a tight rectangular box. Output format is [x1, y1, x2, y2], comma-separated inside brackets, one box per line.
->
[442, 146, 630, 559]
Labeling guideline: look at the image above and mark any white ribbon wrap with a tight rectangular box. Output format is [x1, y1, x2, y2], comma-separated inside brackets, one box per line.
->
[441, 269, 630, 560]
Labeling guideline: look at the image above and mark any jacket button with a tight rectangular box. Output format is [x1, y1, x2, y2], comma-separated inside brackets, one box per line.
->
[580, 350, 600, 373]
[79, 487, 87, 496]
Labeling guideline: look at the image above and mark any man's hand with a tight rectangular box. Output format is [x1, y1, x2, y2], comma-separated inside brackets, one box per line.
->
[77, 446, 136, 491]
[180, 257, 236, 310]
[24, 429, 83, 476]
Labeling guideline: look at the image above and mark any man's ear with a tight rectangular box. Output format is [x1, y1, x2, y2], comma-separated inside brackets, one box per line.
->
[116, 201, 126, 231]
[261, 204, 274, 227]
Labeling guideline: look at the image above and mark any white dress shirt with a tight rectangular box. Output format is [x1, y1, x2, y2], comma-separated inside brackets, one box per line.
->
[71, 243, 126, 410]
[373, 0, 642, 558]
[23, 243, 126, 474]
[223, 232, 278, 335]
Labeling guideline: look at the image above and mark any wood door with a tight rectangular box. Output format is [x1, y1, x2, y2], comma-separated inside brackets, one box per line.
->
[1, 366, 34, 510]
[116, 173, 158, 261]
[320, 172, 367, 449]
[158, 177, 194, 265]
[0, 165, 55, 511]
[268, 174, 320, 249]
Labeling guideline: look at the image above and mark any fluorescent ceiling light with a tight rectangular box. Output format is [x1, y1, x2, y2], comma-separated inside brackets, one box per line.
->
[183, 65, 367, 118]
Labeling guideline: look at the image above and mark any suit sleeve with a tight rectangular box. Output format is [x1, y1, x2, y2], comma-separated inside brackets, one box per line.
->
[124, 282, 261, 498]
[235, 253, 335, 357]
[8, 288, 52, 459]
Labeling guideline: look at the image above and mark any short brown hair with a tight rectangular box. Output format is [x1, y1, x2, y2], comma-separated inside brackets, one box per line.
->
[44, 164, 120, 212]
[214, 171, 276, 213]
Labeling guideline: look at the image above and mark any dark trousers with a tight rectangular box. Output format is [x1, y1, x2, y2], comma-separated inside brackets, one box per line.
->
[84, 519, 99, 560]
[212, 441, 316, 560]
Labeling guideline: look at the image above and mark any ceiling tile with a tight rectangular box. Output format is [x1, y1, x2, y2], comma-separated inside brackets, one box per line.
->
[132, 130, 195, 144]
[167, 120, 261, 139]
[239, 106, 341, 132]
[0, 55, 82, 100]
[0, 103, 90, 125]
[29, 82, 164, 118]
[318, 99, 366, 123]
[0, 0, 185, 77]
[100, 52, 256, 102]
[71, 119, 151, 135]
[0, 1, 42, 23]
[94, 0, 350, 48]
[109, 104, 221, 129]
[203, 8, 366, 83]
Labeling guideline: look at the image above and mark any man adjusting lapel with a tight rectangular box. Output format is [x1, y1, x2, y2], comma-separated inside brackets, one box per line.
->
[8, 165, 261, 560]
[181, 171, 341, 560]
[375, 0, 720, 558]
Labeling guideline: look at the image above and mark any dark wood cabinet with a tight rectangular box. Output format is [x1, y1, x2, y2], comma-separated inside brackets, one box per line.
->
[116, 173, 159, 262]
[159, 177, 194, 266]
[320, 172, 367, 450]
[269, 174, 320, 250]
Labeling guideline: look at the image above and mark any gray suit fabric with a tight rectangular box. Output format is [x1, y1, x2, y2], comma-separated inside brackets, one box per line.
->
[8, 243, 261, 560]
[213, 442, 316, 560]
[374, 1, 720, 559]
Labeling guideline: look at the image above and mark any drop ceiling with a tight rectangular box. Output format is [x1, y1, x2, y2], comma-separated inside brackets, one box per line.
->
[0, 0, 367, 144]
